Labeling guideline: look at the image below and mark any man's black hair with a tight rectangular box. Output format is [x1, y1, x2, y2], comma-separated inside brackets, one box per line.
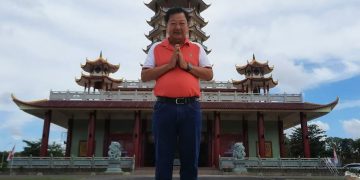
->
[165, 7, 190, 24]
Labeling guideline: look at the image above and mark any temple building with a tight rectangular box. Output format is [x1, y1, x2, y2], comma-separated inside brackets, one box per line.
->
[12, 0, 338, 168]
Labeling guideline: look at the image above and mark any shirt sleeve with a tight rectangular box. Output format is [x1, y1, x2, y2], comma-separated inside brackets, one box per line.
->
[195, 43, 212, 68]
[143, 42, 161, 68]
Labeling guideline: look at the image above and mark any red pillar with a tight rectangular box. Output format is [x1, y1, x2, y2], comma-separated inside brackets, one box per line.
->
[133, 110, 141, 168]
[65, 118, 73, 157]
[257, 112, 265, 158]
[40, 110, 51, 157]
[242, 116, 249, 157]
[278, 116, 285, 158]
[86, 112, 96, 157]
[213, 112, 221, 167]
[300, 112, 311, 158]
[103, 118, 110, 157]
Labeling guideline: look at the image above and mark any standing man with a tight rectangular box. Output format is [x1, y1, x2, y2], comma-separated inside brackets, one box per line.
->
[141, 7, 213, 180]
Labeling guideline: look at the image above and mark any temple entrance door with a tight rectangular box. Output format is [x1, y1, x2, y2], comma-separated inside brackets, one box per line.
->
[108, 133, 134, 157]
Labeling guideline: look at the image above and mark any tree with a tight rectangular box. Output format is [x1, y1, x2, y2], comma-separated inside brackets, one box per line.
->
[288, 124, 327, 158]
[338, 138, 355, 164]
[325, 137, 360, 165]
[21, 140, 41, 156]
[48, 142, 65, 157]
[352, 138, 360, 163]
[20, 139, 64, 157]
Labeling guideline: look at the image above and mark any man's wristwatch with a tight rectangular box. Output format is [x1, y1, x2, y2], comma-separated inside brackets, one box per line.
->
[186, 62, 193, 72]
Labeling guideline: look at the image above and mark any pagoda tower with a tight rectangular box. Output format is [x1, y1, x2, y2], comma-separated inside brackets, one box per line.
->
[76, 52, 123, 92]
[232, 54, 278, 94]
[144, 0, 211, 53]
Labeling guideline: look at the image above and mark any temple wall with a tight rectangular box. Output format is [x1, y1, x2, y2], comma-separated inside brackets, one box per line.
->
[247, 120, 280, 158]
[221, 120, 242, 134]
[264, 121, 280, 158]
[94, 120, 104, 157]
[248, 121, 258, 158]
[71, 119, 87, 157]
[110, 119, 134, 133]
[70, 119, 105, 157]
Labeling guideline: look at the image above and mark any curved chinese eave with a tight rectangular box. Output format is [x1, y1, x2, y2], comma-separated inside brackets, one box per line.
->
[282, 97, 339, 129]
[304, 96, 339, 112]
[12, 94, 338, 112]
[11, 94, 48, 109]
[12, 93, 338, 129]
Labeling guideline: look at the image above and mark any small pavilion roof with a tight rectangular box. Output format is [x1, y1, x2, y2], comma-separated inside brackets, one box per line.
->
[232, 76, 278, 89]
[75, 73, 123, 87]
[236, 54, 274, 75]
[81, 52, 120, 73]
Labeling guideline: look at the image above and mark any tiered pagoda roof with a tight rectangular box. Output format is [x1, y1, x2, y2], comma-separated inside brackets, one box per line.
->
[76, 52, 123, 91]
[232, 55, 278, 93]
[144, 0, 211, 54]
[145, 0, 210, 13]
[81, 53, 119, 74]
[236, 54, 274, 75]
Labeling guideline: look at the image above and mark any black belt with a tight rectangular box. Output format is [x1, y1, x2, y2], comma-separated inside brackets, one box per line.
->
[157, 96, 199, 104]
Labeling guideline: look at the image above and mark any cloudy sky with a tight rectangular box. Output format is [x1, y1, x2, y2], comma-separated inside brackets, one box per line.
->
[1, 0, 360, 152]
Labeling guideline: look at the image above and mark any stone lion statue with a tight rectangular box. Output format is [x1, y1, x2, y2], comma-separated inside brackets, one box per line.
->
[232, 142, 246, 160]
[108, 141, 122, 160]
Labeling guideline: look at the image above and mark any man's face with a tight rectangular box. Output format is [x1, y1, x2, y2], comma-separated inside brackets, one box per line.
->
[167, 12, 188, 43]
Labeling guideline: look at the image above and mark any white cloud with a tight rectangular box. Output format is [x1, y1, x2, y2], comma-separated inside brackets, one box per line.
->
[341, 119, 360, 139]
[204, 0, 360, 93]
[336, 99, 360, 110]
[0, 110, 35, 141]
[310, 121, 330, 132]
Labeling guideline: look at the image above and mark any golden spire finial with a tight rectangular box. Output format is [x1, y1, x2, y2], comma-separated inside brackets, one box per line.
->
[100, 51, 103, 58]
[253, 54, 255, 60]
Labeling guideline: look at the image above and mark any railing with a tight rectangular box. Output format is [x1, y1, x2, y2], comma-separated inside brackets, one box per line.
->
[323, 158, 339, 176]
[50, 90, 302, 103]
[8, 156, 135, 171]
[50, 80, 303, 102]
[219, 157, 328, 171]
[119, 80, 237, 89]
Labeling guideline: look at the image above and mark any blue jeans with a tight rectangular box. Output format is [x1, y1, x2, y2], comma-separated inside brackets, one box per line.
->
[152, 100, 202, 180]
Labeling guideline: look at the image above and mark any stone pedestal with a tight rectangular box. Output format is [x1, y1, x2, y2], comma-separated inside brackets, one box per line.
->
[233, 160, 247, 174]
[105, 160, 123, 174]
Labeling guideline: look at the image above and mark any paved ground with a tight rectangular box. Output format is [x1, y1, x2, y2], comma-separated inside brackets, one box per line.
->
[0, 175, 346, 180]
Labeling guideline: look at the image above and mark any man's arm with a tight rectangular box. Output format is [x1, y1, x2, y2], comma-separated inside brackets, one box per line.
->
[141, 47, 178, 82]
[187, 65, 213, 81]
[177, 49, 213, 81]
[141, 65, 172, 82]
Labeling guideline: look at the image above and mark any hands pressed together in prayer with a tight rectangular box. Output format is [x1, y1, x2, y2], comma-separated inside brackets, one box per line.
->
[168, 44, 188, 70]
